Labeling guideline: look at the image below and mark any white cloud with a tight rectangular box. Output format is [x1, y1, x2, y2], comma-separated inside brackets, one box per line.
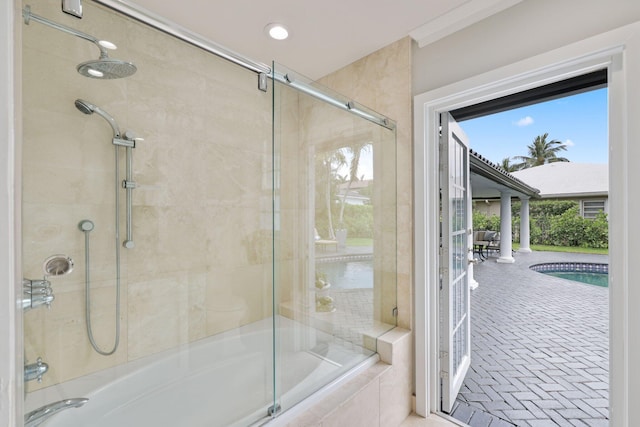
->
[515, 116, 534, 126]
[565, 139, 575, 147]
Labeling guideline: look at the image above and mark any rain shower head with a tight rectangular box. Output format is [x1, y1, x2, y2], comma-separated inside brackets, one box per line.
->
[23, 6, 137, 80]
[75, 99, 122, 138]
[77, 58, 137, 80]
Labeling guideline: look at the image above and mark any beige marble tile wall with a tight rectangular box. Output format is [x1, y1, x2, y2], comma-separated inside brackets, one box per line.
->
[22, 0, 272, 391]
[319, 37, 413, 331]
[274, 70, 398, 346]
[316, 37, 414, 424]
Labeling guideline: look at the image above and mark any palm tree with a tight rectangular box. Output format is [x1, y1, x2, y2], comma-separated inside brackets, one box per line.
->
[499, 157, 521, 172]
[337, 142, 371, 228]
[513, 133, 569, 169]
[315, 149, 346, 240]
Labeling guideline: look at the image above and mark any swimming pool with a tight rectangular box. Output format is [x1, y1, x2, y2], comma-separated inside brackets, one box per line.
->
[530, 262, 609, 287]
[316, 257, 373, 289]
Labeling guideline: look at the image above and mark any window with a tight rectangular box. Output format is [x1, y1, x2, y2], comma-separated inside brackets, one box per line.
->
[582, 200, 606, 219]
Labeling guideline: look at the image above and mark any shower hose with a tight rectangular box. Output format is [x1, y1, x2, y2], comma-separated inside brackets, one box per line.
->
[79, 146, 122, 356]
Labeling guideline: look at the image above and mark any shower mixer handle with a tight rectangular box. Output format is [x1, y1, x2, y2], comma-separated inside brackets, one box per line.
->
[22, 278, 54, 311]
[23, 279, 51, 294]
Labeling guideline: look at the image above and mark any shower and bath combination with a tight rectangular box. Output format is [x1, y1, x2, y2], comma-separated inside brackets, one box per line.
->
[74, 99, 141, 356]
[21, 5, 140, 357]
[22, 5, 136, 79]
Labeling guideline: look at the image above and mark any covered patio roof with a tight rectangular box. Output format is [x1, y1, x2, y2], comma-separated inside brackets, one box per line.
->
[469, 149, 540, 199]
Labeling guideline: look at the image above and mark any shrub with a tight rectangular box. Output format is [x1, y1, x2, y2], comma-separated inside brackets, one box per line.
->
[339, 204, 374, 238]
[474, 199, 607, 249]
[473, 210, 500, 231]
[548, 206, 586, 247]
[584, 211, 609, 248]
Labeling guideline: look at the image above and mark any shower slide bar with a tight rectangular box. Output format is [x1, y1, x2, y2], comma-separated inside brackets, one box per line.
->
[74, 99, 139, 248]
[94, 0, 395, 130]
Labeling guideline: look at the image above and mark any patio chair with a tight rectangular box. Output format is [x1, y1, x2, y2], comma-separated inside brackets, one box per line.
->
[487, 233, 517, 256]
[486, 232, 500, 255]
[314, 228, 338, 252]
[473, 230, 497, 259]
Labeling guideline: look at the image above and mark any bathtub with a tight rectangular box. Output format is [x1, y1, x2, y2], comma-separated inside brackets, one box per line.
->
[26, 316, 377, 427]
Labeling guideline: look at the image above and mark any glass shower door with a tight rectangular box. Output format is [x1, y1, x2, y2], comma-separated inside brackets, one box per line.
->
[21, 2, 275, 426]
[271, 61, 398, 419]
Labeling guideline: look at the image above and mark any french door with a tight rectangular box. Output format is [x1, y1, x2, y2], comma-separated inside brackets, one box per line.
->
[438, 112, 471, 413]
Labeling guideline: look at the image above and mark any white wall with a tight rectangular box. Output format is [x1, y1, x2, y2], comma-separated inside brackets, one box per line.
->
[412, 2, 640, 423]
[413, 0, 640, 94]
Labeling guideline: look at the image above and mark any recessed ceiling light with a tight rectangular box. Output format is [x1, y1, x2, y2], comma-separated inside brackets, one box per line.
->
[265, 23, 289, 41]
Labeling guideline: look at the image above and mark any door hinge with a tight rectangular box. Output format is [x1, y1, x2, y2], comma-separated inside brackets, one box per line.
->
[440, 351, 448, 359]
[440, 371, 449, 379]
[392, 307, 398, 317]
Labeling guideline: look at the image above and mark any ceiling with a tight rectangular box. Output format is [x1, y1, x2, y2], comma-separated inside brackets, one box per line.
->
[121, 0, 522, 79]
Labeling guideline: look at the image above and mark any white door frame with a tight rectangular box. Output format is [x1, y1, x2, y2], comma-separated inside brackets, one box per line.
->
[0, 1, 22, 426]
[414, 21, 640, 425]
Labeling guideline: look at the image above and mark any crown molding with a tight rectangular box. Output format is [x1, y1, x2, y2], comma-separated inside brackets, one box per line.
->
[409, 0, 523, 47]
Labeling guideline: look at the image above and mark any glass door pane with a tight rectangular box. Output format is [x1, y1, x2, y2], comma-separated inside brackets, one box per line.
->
[271, 61, 397, 418]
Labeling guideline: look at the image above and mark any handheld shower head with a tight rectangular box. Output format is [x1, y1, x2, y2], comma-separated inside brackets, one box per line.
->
[75, 99, 122, 138]
[74, 99, 94, 115]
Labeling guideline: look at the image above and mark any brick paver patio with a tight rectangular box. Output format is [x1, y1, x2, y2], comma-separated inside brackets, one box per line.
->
[450, 251, 609, 427]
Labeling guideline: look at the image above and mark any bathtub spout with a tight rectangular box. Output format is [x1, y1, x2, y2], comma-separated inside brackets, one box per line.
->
[25, 398, 89, 427]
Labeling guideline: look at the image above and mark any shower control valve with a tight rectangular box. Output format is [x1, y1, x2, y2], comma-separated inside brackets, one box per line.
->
[22, 255, 73, 311]
[22, 278, 54, 311]
[24, 357, 49, 383]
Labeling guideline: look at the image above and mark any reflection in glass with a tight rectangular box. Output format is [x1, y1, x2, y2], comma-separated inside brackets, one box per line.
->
[273, 62, 397, 415]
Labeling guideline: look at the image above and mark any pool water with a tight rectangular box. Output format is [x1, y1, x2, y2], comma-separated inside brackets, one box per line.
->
[530, 262, 609, 288]
[546, 271, 609, 287]
[317, 260, 373, 289]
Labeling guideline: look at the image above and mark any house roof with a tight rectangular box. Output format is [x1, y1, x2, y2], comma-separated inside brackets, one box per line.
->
[511, 162, 608, 198]
[470, 150, 540, 199]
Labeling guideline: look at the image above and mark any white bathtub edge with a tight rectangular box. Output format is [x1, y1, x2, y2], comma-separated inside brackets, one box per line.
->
[259, 352, 383, 427]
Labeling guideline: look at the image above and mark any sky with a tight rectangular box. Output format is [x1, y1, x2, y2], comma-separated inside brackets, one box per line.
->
[459, 87, 608, 165]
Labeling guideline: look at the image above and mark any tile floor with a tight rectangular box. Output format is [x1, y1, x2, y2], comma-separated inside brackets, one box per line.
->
[450, 251, 609, 427]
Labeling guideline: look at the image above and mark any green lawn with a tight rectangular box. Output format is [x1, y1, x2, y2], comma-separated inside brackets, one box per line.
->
[344, 239, 608, 254]
[513, 243, 608, 255]
[346, 237, 373, 247]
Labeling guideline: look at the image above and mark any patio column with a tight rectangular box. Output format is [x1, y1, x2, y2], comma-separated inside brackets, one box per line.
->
[519, 196, 532, 253]
[497, 190, 515, 263]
